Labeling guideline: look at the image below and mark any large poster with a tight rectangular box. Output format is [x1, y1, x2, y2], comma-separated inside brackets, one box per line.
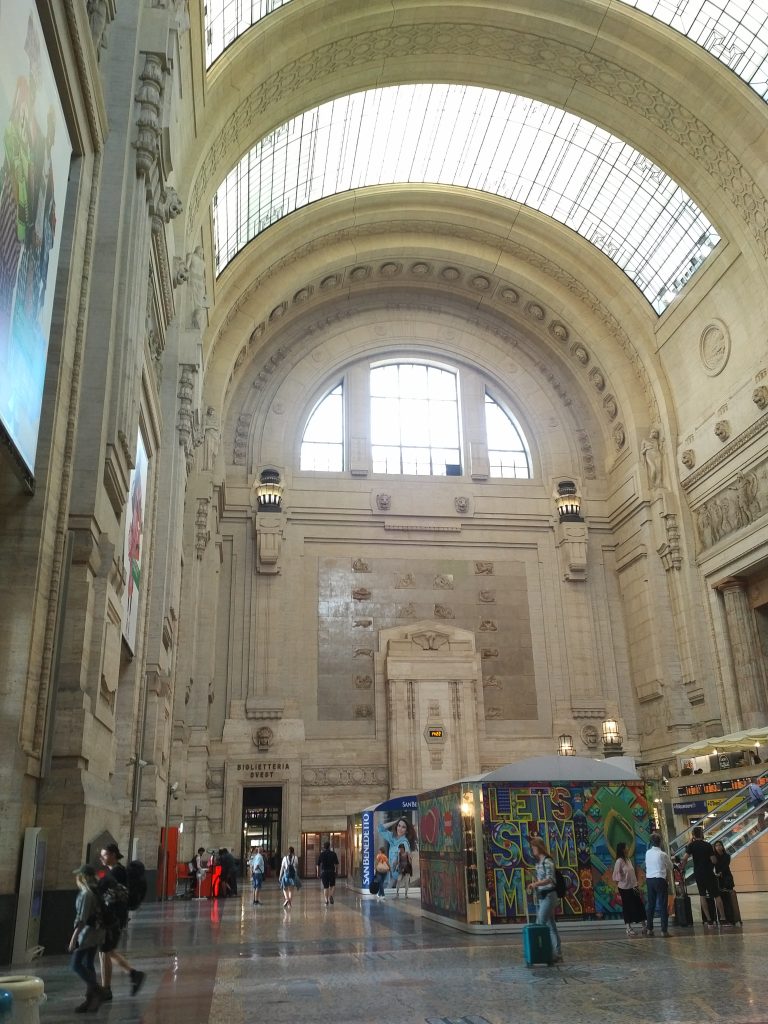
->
[121, 430, 148, 652]
[0, 2, 71, 478]
[357, 796, 420, 891]
[482, 780, 650, 924]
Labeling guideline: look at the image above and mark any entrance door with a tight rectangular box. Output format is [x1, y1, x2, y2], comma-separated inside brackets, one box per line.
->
[242, 786, 282, 876]
[301, 831, 349, 878]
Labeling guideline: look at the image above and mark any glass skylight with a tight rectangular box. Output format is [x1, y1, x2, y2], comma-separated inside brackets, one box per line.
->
[205, 0, 292, 67]
[212, 84, 718, 312]
[622, 1, 768, 100]
[204, 0, 768, 103]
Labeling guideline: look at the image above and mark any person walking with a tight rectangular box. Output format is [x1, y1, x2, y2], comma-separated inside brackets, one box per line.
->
[612, 841, 646, 936]
[394, 843, 412, 898]
[374, 846, 390, 900]
[279, 846, 300, 908]
[317, 840, 339, 905]
[526, 836, 562, 963]
[98, 843, 145, 999]
[644, 833, 673, 937]
[69, 864, 107, 1013]
[680, 826, 728, 927]
[250, 846, 265, 905]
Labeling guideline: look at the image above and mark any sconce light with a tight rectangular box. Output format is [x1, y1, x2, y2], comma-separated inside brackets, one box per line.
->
[557, 734, 575, 756]
[555, 480, 583, 522]
[460, 791, 474, 816]
[255, 468, 283, 512]
[601, 718, 624, 757]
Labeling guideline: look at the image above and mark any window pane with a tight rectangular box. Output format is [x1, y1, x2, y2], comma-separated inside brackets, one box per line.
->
[485, 393, 531, 478]
[370, 363, 461, 476]
[300, 384, 344, 471]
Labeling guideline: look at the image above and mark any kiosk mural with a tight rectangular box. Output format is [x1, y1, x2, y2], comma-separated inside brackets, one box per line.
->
[418, 783, 467, 921]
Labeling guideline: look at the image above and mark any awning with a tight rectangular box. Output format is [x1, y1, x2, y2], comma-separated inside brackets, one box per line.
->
[671, 726, 768, 759]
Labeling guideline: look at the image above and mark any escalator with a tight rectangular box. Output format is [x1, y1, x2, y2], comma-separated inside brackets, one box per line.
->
[667, 781, 768, 884]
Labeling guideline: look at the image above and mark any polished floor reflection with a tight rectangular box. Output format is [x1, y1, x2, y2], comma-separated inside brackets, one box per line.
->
[27, 885, 767, 1023]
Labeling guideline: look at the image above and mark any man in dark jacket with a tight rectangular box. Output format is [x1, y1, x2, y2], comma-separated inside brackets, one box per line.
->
[98, 843, 146, 998]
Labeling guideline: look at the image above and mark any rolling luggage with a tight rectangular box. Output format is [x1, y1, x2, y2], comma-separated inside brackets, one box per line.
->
[523, 924, 553, 966]
[723, 890, 742, 926]
[674, 893, 693, 926]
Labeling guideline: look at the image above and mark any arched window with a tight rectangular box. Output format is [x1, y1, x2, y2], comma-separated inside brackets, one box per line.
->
[370, 363, 460, 476]
[300, 383, 344, 471]
[485, 393, 531, 478]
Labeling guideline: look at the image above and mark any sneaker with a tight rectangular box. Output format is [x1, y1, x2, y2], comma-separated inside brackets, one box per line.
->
[130, 970, 146, 996]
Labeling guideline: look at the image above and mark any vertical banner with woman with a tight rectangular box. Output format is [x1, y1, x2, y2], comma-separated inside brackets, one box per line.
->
[355, 797, 420, 892]
[0, 2, 71, 479]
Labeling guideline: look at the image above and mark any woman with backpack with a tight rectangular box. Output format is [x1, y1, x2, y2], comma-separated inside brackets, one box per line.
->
[279, 846, 300, 908]
[68, 864, 107, 1012]
[526, 836, 563, 963]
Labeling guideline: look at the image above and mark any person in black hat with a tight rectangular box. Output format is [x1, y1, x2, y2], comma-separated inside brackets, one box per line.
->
[68, 864, 107, 1012]
[98, 843, 145, 998]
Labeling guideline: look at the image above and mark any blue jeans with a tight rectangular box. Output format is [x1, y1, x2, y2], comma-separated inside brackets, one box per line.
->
[645, 877, 669, 933]
[536, 892, 561, 956]
[71, 945, 98, 988]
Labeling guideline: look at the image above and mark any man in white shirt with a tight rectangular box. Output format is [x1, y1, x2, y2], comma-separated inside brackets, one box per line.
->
[645, 833, 673, 937]
[250, 847, 266, 905]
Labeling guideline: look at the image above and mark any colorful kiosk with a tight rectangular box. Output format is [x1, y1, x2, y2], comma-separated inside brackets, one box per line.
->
[347, 795, 421, 894]
[418, 755, 650, 929]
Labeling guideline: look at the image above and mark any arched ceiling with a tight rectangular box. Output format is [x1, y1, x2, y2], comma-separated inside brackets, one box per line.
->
[185, 0, 768, 273]
[204, 0, 768, 104]
[212, 84, 717, 313]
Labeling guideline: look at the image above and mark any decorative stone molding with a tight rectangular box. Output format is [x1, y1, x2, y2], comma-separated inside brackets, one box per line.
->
[557, 520, 588, 582]
[658, 513, 682, 572]
[255, 518, 284, 574]
[753, 385, 768, 410]
[232, 412, 251, 465]
[352, 558, 370, 572]
[714, 419, 731, 443]
[681, 448, 695, 470]
[135, 53, 166, 180]
[301, 765, 388, 786]
[581, 724, 599, 747]
[376, 493, 391, 511]
[177, 365, 196, 473]
[682, 412, 768, 489]
[172, 256, 188, 287]
[195, 498, 210, 559]
[454, 496, 470, 514]
[612, 423, 626, 452]
[253, 726, 273, 751]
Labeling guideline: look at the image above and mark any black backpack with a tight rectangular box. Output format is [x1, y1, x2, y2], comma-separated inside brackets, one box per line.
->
[553, 868, 568, 899]
[287, 859, 297, 881]
[98, 875, 130, 929]
[126, 860, 148, 910]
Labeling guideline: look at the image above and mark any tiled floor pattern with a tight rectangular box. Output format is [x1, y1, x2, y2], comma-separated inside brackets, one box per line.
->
[15, 886, 768, 1024]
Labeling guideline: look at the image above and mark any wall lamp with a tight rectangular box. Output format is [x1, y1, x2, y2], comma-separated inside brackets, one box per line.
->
[557, 734, 575, 756]
[255, 468, 283, 512]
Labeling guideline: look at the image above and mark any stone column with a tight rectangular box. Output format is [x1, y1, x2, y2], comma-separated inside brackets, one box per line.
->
[716, 577, 768, 729]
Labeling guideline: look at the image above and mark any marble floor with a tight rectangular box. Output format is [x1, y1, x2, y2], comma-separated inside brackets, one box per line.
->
[16, 885, 768, 1024]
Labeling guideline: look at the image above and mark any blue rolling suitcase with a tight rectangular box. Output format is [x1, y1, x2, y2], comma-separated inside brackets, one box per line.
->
[523, 923, 553, 966]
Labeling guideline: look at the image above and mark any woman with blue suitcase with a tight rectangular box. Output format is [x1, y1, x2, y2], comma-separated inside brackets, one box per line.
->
[527, 836, 563, 963]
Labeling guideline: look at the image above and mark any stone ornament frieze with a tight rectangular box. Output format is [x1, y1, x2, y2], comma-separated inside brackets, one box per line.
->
[682, 411, 768, 490]
[189, 22, 768, 270]
[302, 765, 388, 787]
[693, 466, 765, 551]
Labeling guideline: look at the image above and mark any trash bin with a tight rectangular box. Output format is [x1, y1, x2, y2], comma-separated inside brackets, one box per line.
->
[0, 977, 45, 1024]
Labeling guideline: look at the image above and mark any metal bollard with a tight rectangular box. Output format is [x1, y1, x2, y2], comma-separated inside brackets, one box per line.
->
[0, 977, 45, 1024]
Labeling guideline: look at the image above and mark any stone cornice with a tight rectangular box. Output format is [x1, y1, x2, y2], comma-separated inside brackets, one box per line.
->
[681, 412, 768, 491]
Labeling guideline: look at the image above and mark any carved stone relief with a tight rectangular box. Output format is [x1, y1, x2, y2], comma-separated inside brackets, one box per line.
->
[694, 467, 765, 550]
[352, 587, 372, 601]
[699, 320, 730, 376]
[714, 419, 731, 443]
[352, 558, 370, 572]
[301, 765, 388, 786]
[454, 496, 470, 513]
[474, 561, 494, 575]
[433, 574, 454, 589]
[434, 604, 455, 619]
[753, 385, 768, 410]
[681, 449, 695, 470]
[376, 493, 391, 511]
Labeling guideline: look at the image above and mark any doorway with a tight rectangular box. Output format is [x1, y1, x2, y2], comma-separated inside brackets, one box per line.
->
[242, 787, 282, 876]
[301, 831, 349, 878]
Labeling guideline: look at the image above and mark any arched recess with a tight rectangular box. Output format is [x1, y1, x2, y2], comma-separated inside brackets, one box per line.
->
[221, 294, 618, 493]
[203, 189, 672, 454]
[183, 0, 768, 278]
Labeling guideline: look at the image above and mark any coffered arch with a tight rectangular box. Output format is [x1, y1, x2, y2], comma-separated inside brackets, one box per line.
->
[204, 187, 670, 445]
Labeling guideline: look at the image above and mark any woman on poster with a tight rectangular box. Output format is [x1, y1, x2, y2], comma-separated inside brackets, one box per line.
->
[378, 815, 418, 885]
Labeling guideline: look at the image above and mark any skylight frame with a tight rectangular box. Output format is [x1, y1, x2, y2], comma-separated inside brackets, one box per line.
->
[203, 0, 768, 103]
[212, 83, 719, 313]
